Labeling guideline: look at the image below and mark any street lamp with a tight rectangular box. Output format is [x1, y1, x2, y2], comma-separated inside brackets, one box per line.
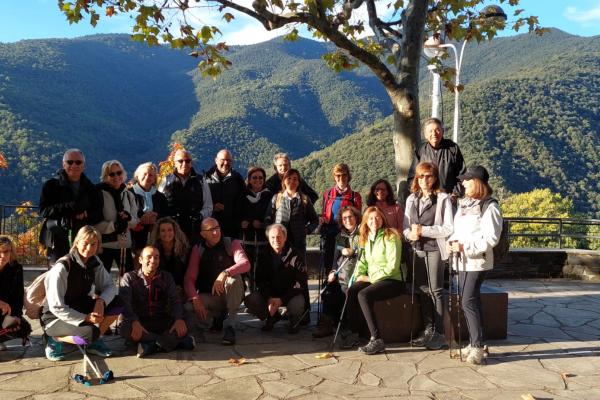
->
[423, 5, 507, 144]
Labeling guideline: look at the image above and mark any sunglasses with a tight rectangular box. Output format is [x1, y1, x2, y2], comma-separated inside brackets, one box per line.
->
[418, 174, 435, 179]
[176, 159, 192, 164]
[65, 160, 83, 166]
[108, 171, 123, 178]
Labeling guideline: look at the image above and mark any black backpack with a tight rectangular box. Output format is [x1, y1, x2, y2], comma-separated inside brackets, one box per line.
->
[480, 198, 509, 264]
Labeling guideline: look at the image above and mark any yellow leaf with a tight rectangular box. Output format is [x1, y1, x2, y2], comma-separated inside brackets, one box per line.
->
[228, 357, 246, 366]
[315, 352, 333, 359]
[521, 394, 536, 400]
[0, 153, 7, 169]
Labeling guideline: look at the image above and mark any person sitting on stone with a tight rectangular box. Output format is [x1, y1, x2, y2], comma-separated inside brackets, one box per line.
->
[38, 149, 103, 264]
[0, 236, 32, 350]
[119, 246, 195, 358]
[184, 218, 249, 345]
[42, 225, 123, 361]
[244, 224, 308, 334]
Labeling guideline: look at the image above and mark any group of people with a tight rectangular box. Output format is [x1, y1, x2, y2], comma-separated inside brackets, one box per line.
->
[0, 117, 503, 366]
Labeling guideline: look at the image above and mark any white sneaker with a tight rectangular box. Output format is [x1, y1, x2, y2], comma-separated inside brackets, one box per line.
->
[0, 342, 7, 351]
[466, 346, 485, 365]
[462, 344, 489, 358]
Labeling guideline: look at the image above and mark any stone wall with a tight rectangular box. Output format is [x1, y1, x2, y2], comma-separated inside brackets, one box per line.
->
[306, 248, 600, 281]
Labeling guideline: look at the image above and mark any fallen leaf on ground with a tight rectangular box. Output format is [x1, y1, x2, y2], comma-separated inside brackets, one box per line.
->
[521, 394, 536, 400]
[560, 372, 575, 379]
[315, 352, 333, 359]
[228, 357, 246, 366]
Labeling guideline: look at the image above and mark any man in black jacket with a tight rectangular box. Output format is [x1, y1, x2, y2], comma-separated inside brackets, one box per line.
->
[407, 118, 467, 202]
[158, 149, 212, 243]
[265, 153, 319, 204]
[244, 224, 307, 333]
[204, 149, 245, 238]
[38, 149, 103, 264]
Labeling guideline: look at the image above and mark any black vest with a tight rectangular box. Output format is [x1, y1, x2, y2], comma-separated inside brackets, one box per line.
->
[195, 240, 234, 293]
[409, 195, 439, 252]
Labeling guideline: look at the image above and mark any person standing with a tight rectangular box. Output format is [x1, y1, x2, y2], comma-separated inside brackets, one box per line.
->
[204, 149, 245, 238]
[158, 149, 212, 243]
[39, 149, 102, 264]
[265, 153, 318, 203]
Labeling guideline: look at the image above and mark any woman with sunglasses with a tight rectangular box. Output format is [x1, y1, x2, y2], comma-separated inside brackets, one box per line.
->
[240, 166, 273, 290]
[403, 162, 453, 350]
[366, 179, 403, 231]
[0, 236, 32, 351]
[95, 160, 138, 274]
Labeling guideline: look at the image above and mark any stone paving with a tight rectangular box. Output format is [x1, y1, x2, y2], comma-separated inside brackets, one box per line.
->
[1, 279, 600, 399]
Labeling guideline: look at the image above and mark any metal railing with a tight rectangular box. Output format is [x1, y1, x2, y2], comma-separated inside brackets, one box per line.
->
[0, 204, 46, 266]
[505, 217, 600, 250]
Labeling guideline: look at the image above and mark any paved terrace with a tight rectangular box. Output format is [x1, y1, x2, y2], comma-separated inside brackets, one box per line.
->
[1, 279, 599, 400]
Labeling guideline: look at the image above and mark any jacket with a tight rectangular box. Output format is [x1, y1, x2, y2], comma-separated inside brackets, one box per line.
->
[447, 197, 503, 271]
[265, 173, 319, 204]
[158, 168, 213, 238]
[255, 245, 308, 300]
[320, 186, 362, 236]
[403, 192, 453, 260]
[120, 268, 183, 321]
[240, 188, 273, 244]
[355, 229, 404, 284]
[42, 251, 117, 328]
[408, 139, 467, 196]
[95, 184, 139, 249]
[332, 227, 360, 288]
[204, 166, 245, 238]
[129, 184, 169, 250]
[38, 170, 103, 250]
[0, 261, 24, 317]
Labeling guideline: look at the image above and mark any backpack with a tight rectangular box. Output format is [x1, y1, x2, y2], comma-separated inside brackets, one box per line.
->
[480, 198, 509, 264]
[23, 256, 71, 319]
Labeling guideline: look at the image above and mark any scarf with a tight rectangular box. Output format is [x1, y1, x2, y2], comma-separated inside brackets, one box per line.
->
[132, 183, 156, 212]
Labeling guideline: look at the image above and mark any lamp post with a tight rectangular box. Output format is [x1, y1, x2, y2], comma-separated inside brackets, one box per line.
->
[423, 5, 507, 144]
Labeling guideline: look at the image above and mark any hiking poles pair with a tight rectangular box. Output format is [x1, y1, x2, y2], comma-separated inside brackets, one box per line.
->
[68, 336, 115, 386]
[449, 249, 464, 361]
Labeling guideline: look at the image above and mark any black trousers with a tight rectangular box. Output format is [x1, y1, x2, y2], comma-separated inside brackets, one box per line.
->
[458, 270, 486, 347]
[321, 281, 346, 323]
[413, 250, 445, 334]
[99, 247, 133, 274]
[347, 279, 405, 339]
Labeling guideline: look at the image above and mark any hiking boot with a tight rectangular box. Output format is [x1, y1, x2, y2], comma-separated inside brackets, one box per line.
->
[262, 312, 282, 332]
[312, 315, 333, 338]
[466, 346, 485, 365]
[424, 332, 448, 350]
[87, 339, 113, 358]
[359, 338, 386, 355]
[137, 341, 159, 358]
[340, 332, 360, 349]
[410, 326, 434, 347]
[222, 326, 236, 345]
[45, 336, 65, 361]
[177, 335, 196, 350]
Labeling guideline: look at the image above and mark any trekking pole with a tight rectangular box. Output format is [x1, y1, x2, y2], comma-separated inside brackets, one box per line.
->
[409, 247, 416, 347]
[253, 235, 259, 292]
[454, 251, 463, 362]
[448, 257, 454, 358]
[317, 235, 325, 321]
[331, 291, 350, 351]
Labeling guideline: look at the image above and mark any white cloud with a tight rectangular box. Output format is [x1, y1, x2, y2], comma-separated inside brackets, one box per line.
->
[564, 3, 600, 24]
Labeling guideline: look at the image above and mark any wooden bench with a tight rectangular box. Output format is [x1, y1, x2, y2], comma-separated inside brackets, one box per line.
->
[373, 285, 507, 343]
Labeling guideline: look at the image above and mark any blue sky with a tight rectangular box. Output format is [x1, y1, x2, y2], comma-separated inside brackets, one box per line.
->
[0, 0, 599, 45]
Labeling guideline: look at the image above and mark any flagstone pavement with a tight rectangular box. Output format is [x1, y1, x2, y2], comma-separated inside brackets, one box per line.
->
[1, 279, 599, 399]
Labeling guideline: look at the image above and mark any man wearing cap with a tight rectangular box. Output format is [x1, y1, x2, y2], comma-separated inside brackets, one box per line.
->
[39, 149, 103, 264]
[408, 118, 467, 202]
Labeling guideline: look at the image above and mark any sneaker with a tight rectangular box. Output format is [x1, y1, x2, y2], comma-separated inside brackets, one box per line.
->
[261, 312, 282, 332]
[462, 344, 489, 359]
[424, 332, 448, 350]
[410, 326, 434, 347]
[178, 335, 196, 350]
[222, 326, 236, 345]
[137, 341, 158, 358]
[340, 332, 360, 349]
[466, 346, 485, 365]
[359, 338, 386, 355]
[86, 339, 113, 358]
[0, 342, 7, 351]
[45, 336, 65, 361]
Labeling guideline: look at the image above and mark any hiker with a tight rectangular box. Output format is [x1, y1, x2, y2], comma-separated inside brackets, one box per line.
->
[404, 162, 453, 350]
[0, 236, 32, 350]
[365, 179, 403, 231]
[42, 226, 122, 361]
[265, 152, 318, 203]
[447, 165, 503, 365]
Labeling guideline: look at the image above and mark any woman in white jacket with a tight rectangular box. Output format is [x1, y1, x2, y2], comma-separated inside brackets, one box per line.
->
[95, 160, 138, 274]
[403, 162, 453, 350]
[447, 165, 503, 365]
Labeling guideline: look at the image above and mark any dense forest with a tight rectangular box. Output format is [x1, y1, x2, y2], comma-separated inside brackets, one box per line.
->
[0, 29, 598, 218]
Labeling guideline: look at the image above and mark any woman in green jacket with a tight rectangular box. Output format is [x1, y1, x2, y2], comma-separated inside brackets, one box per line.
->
[342, 206, 405, 354]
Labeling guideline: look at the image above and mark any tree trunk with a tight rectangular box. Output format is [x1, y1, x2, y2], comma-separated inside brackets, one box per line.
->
[390, 86, 420, 206]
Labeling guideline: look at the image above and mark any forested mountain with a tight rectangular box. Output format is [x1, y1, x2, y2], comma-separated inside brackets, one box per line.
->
[0, 29, 598, 218]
